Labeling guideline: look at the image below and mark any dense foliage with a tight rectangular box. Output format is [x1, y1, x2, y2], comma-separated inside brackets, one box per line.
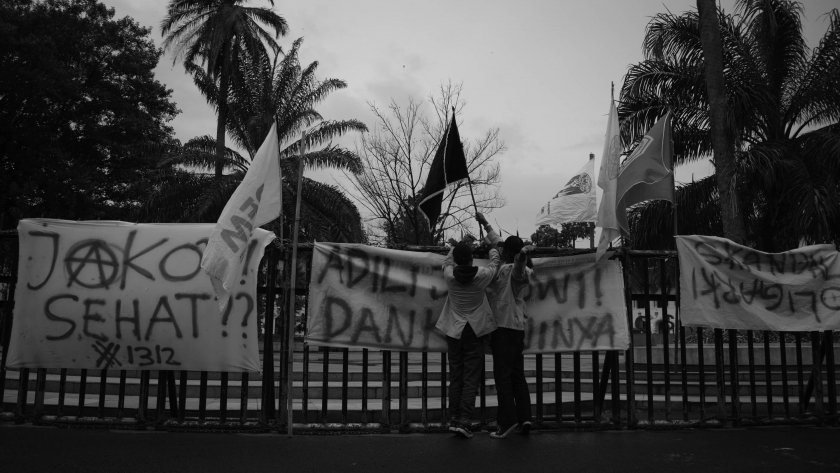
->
[0, 0, 178, 228]
[621, 0, 840, 251]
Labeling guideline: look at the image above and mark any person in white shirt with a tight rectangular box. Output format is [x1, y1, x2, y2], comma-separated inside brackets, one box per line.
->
[476, 212, 535, 438]
[436, 230, 500, 438]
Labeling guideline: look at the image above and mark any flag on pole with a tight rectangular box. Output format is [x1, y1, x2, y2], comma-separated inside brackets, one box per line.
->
[535, 156, 596, 226]
[202, 123, 281, 311]
[418, 114, 470, 230]
[595, 98, 621, 261]
[615, 111, 675, 235]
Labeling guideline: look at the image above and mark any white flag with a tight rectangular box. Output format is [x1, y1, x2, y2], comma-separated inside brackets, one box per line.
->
[535, 157, 596, 226]
[202, 123, 282, 311]
[596, 98, 621, 261]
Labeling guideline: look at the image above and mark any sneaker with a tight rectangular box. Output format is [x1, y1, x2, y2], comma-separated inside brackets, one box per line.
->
[517, 420, 532, 435]
[454, 422, 473, 439]
[448, 419, 459, 432]
[490, 423, 519, 439]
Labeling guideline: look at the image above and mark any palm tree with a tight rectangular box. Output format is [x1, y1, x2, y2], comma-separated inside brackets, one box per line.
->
[160, 0, 288, 177]
[620, 0, 840, 251]
[138, 39, 368, 243]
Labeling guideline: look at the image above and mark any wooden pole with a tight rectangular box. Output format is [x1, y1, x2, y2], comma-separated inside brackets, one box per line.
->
[286, 130, 306, 436]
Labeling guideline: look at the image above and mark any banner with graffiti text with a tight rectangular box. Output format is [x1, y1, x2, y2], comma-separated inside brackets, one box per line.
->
[677, 235, 840, 331]
[6, 219, 274, 372]
[306, 243, 628, 353]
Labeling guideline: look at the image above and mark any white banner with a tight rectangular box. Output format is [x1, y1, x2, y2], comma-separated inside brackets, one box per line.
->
[6, 219, 274, 371]
[677, 235, 840, 331]
[306, 243, 628, 353]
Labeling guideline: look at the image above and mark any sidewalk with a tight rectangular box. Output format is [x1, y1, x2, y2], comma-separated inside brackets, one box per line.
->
[2, 423, 839, 472]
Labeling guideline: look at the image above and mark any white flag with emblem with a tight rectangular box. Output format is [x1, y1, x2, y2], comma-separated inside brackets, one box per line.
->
[535, 157, 596, 226]
[202, 123, 281, 311]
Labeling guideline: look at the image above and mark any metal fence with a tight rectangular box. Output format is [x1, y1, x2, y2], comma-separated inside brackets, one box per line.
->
[1, 232, 837, 432]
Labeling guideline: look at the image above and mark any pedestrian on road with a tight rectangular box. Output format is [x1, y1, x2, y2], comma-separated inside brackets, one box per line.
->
[436, 227, 500, 438]
[477, 212, 534, 439]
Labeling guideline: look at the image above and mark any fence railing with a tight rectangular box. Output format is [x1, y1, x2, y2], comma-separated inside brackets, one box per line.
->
[1, 232, 837, 432]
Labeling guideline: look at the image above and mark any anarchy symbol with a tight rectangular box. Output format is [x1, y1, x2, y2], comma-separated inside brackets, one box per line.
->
[64, 239, 119, 289]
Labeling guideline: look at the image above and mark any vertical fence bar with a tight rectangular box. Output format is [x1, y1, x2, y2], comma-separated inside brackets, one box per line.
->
[33, 368, 46, 418]
[810, 331, 824, 418]
[240, 373, 249, 424]
[167, 371, 178, 419]
[611, 351, 621, 425]
[714, 329, 726, 422]
[382, 350, 391, 426]
[763, 332, 773, 418]
[727, 330, 740, 426]
[746, 331, 757, 417]
[536, 354, 544, 422]
[155, 371, 166, 421]
[178, 371, 187, 424]
[136, 370, 148, 422]
[680, 325, 689, 421]
[573, 352, 581, 423]
[261, 247, 277, 422]
[56, 368, 67, 417]
[795, 333, 805, 414]
[219, 372, 229, 424]
[98, 369, 107, 419]
[622, 252, 636, 427]
[440, 352, 447, 423]
[342, 348, 349, 425]
[77, 369, 87, 418]
[321, 347, 329, 424]
[15, 368, 29, 418]
[399, 351, 408, 427]
[555, 352, 563, 423]
[825, 331, 836, 423]
[592, 351, 600, 421]
[362, 348, 369, 424]
[779, 332, 790, 417]
[659, 260, 671, 421]
[302, 345, 310, 423]
[117, 371, 127, 419]
[642, 261, 654, 422]
[697, 328, 706, 421]
[421, 351, 428, 427]
[198, 371, 208, 422]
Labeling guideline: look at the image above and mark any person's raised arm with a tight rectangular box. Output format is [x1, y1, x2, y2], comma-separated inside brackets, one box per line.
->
[476, 212, 502, 246]
[513, 245, 534, 281]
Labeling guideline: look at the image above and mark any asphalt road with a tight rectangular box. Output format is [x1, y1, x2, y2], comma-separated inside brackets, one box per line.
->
[2, 424, 840, 472]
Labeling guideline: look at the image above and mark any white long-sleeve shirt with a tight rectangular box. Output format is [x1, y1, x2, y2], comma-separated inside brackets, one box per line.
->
[484, 226, 532, 331]
[435, 247, 501, 339]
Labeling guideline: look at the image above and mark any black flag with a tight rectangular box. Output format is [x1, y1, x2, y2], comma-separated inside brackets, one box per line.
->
[418, 114, 470, 229]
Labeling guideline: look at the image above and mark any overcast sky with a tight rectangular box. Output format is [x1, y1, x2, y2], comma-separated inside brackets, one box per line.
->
[106, 0, 837, 245]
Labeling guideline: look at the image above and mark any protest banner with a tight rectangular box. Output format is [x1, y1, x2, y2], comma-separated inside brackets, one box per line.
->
[306, 243, 628, 353]
[677, 235, 840, 331]
[6, 219, 274, 372]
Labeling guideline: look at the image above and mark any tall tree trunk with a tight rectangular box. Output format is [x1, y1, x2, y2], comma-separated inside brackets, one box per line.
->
[697, 0, 747, 244]
[214, 42, 231, 178]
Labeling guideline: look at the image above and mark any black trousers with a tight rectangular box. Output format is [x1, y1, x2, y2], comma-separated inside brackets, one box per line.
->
[491, 327, 533, 427]
[446, 323, 485, 423]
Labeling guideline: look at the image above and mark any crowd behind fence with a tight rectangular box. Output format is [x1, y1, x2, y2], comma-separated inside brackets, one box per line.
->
[0, 232, 837, 432]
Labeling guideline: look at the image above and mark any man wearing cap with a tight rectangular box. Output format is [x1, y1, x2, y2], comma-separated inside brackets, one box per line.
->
[436, 227, 500, 438]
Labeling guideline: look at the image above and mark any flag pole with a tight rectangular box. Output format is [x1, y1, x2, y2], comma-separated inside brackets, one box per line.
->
[454, 107, 484, 241]
[286, 130, 306, 437]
